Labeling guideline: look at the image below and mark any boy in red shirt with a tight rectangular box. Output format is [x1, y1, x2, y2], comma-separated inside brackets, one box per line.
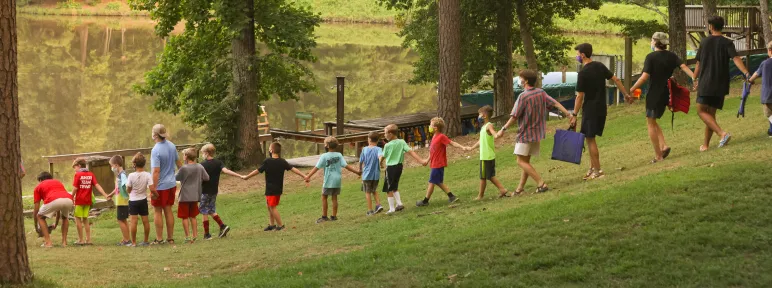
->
[71, 158, 110, 245]
[416, 117, 466, 207]
[34, 172, 74, 248]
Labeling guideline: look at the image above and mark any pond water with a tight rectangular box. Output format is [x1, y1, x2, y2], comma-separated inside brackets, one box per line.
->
[17, 15, 648, 190]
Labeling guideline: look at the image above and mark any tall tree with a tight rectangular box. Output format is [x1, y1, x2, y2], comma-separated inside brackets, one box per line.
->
[438, 0, 462, 136]
[702, 0, 717, 34]
[669, 0, 689, 84]
[516, 0, 538, 73]
[494, 0, 514, 117]
[0, 0, 33, 284]
[760, 0, 772, 43]
[132, 0, 319, 169]
[231, 0, 261, 166]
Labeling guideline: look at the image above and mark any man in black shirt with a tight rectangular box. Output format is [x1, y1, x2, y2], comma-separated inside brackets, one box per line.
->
[693, 16, 750, 151]
[200, 144, 245, 239]
[573, 43, 632, 180]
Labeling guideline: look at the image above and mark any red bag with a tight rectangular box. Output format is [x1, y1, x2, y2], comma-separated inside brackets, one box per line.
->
[667, 78, 691, 129]
[668, 78, 690, 113]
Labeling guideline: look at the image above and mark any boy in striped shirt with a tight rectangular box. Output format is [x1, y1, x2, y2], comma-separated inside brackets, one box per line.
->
[498, 69, 575, 194]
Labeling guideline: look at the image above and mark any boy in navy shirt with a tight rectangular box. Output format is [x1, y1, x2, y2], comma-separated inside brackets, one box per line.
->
[747, 41, 772, 137]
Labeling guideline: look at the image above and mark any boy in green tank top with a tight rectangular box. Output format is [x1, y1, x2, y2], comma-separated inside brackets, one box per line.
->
[467, 105, 509, 199]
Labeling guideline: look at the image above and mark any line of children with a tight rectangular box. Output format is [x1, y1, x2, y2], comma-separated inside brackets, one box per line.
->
[127, 153, 152, 247]
[71, 158, 110, 246]
[243, 142, 307, 231]
[176, 148, 210, 244]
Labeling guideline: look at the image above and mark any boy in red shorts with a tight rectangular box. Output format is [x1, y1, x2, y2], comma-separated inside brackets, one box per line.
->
[243, 142, 306, 231]
[175, 148, 209, 243]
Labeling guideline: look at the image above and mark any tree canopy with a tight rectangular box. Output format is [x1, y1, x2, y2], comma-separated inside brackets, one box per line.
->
[131, 0, 320, 168]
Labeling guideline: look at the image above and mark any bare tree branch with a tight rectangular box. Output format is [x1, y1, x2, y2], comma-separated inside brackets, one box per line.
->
[630, 0, 669, 25]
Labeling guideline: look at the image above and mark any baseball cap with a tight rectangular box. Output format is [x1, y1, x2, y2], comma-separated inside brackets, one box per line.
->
[152, 124, 169, 139]
[652, 32, 669, 45]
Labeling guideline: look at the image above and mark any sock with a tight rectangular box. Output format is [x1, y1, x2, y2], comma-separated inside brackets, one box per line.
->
[387, 197, 396, 212]
[447, 192, 455, 198]
[422, 197, 429, 204]
[212, 215, 225, 228]
[394, 192, 404, 206]
[203, 220, 210, 235]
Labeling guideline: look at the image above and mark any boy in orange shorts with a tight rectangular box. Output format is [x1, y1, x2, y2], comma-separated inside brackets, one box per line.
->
[243, 143, 306, 231]
[175, 148, 209, 243]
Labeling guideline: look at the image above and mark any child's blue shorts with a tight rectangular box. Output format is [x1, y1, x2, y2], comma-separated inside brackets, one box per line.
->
[429, 168, 445, 185]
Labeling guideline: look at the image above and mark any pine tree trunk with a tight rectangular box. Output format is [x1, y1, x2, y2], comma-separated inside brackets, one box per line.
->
[760, 0, 772, 44]
[702, 0, 717, 33]
[438, 0, 461, 137]
[494, 0, 514, 118]
[232, 0, 264, 166]
[516, 0, 539, 87]
[0, 0, 33, 284]
[669, 0, 689, 84]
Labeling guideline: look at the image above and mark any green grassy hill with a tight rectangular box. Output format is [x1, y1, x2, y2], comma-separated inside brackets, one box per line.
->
[25, 85, 772, 287]
[18, 1, 662, 34]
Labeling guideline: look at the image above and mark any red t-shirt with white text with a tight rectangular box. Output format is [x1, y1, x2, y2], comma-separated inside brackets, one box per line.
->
[34, 180, 72, 205]
[73, 170, 98, 205]
[430, 133, 451, 169]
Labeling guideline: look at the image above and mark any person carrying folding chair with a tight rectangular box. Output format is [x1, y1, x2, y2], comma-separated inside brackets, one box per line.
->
[629, 32, 696, 163]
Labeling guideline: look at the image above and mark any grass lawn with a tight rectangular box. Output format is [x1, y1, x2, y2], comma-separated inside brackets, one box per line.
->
[23, 84, 772, 287]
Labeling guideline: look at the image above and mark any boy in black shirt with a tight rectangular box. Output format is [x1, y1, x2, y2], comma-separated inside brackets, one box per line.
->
[573, 43, 632, 180]
[693, 16, 750, 151]
[243, 142, 306, 231]
[200, 144, 244, 240]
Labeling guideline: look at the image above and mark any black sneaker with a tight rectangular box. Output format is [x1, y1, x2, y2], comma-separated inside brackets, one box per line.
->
[448, 195, 459, 204]
[203, 234, 212, 240]
[366, 210, 375, 216]
[316, 216, 329, 224]
[275, 225, 285, 231]
[768, 129, 772, 137]
[218, 225, 231, 238]
[263, 225, 276, 231]
[374, 205, 384, 214]
[330, 216, 338, 221]
[395, 205, 405, 211]
[416, 200, 429, 207]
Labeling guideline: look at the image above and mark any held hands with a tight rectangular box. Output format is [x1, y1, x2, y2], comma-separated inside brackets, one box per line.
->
[495, 130, 504, 139]
[422, 159, 429, 166]
[569, 114, 577, 127]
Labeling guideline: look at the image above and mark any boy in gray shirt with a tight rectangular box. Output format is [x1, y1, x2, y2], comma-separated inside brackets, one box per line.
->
[176, 148, 209, 243]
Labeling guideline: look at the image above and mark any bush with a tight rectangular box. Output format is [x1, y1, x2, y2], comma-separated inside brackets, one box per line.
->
[105, 2, 121, 11]
[85, 0, 100, 6]
[56, 0, 82, 9]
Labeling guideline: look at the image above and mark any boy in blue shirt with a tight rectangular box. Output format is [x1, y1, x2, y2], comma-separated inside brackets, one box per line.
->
[359, 132, 384, 216]
[747, 40, 772, 137]
[306, 137, 361, 223]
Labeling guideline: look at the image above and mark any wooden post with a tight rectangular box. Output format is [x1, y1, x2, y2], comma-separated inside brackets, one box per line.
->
[747, 8, 753, 70]
[624, 37, 633, 94]
[336, 76, 345, 153]
[49, 162, 54, 176]
[295, 117, 300, 132]
[311, 113, 316, 133]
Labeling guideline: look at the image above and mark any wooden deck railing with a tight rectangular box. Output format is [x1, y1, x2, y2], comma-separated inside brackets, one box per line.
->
[685, 5, 761, 32]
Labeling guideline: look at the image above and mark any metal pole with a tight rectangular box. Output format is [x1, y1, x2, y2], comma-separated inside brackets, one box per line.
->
[336, 76, 345, 137]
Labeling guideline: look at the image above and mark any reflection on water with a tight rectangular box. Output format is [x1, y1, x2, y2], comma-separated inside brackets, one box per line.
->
[18, 15, 646, 191]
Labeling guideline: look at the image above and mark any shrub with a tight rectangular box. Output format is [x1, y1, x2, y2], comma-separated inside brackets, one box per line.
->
[106, 2, 121, 11]
[56, 0, 82, 9]
[85, 0, 100, 6]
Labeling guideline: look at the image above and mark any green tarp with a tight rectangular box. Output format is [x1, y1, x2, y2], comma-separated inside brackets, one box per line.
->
[461, 83, 577, 107]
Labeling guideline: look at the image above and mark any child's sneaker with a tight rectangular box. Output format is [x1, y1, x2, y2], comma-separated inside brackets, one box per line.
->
[203, 234, 213, 240]
[218, 225, 231, 238]
[448, 195, 459, 204]
[275, 225, 285, 231]
[330, 216, 338, 221]
[137, 242, 150, 247]
[416, 200, 429, 207]
[117, 240, 132, 247]
[316, 216, 329, 224]
[184, 237, 196, 244]
[768, 128, 772, 137]
[366, 210, 375, 216]
[395, 205, 405, 211]
[374, 205, 384, 214]
[264, 225, 276, 231]
[385, 210, 396, 215]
